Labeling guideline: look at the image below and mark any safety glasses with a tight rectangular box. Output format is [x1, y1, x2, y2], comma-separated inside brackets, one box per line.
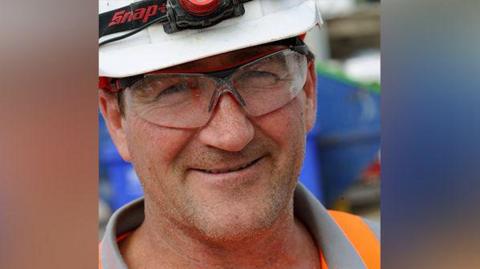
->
[121, 46, 311, 128]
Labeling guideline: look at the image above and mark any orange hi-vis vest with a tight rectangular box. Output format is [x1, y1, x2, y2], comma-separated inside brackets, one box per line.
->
[325, 210, 380, 269]
[100, 184, 380, 269]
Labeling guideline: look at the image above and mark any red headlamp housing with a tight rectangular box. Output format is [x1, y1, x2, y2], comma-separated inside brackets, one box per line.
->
[179, 0, 220, 16]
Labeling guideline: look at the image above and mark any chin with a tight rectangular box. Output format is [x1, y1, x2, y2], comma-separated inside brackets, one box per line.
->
[187, 182, 294, 243]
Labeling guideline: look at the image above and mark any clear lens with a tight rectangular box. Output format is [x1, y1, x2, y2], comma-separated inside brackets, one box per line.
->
[126, 74, 217, 128]
[232, 50, 308, 116]
[124, 49, 308, 128]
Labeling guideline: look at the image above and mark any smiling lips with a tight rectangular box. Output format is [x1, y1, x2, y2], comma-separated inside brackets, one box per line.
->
[194, 157, 263, 174]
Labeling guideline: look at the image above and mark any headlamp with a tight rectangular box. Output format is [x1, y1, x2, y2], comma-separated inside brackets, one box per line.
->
[99, 0, 250, 46]
[178, 0, 220, 16]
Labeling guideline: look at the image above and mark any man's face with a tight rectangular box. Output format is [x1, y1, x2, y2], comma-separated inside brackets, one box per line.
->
[100, 45, 317, 241]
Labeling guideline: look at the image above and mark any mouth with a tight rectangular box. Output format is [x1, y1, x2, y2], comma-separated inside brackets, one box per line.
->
[194, 157, 263, 174]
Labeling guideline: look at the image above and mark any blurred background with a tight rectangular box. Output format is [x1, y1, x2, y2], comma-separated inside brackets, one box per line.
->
[98, 0, 381, 234]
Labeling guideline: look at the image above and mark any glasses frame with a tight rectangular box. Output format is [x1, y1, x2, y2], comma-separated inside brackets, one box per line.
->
[125, 45, 308, 112]
[111, 38, 314, 128]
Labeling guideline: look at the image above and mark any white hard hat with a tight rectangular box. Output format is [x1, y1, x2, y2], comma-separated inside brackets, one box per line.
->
[99, 0, 323, 78]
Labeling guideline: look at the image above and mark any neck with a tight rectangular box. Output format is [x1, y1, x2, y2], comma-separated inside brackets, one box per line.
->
[119, 198, 320, 269]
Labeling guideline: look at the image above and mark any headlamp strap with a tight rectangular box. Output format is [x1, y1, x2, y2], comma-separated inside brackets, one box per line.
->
[99, 0, 168, 38]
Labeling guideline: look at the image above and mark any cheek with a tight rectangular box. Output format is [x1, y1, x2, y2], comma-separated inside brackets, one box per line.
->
[252, 96, 308, 182]
[252, 96, 308, 191]
[254, 95, 307, 145]
[124, 118, 193, 181]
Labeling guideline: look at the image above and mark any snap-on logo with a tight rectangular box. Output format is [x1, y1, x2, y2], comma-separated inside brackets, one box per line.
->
[108, 4, 166, 27]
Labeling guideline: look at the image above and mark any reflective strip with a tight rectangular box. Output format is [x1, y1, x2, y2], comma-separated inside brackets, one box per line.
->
[363, 217, 381, 241]
[100, 198, 145, 269]
[328, 211, 381, 269]
[294, 185, 367, 269]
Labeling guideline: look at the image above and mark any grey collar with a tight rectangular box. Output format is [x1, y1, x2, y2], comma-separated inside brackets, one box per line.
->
[100, 183, 366, 269]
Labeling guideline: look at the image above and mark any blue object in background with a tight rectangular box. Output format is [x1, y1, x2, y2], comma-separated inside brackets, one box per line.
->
[300, 71, 380, 207]
[300, 135, 325, 203]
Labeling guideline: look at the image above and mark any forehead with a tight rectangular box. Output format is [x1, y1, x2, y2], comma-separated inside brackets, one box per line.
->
[157, 44, 288, 74]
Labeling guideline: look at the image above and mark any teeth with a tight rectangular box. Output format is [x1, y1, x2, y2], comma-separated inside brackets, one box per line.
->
[203, 159, 257, 174]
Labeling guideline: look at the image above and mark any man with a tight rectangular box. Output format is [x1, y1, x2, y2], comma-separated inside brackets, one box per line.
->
[98, 0, 380, 268]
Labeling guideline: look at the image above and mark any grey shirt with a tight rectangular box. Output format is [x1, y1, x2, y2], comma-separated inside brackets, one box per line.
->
[100, 184, 379, 269]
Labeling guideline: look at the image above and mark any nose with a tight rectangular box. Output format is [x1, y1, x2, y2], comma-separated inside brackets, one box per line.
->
[197, 93, 254, 152]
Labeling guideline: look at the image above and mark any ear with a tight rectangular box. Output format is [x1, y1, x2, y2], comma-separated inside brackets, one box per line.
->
[98, 90, 132, 161]
[303, 60, 317, 132]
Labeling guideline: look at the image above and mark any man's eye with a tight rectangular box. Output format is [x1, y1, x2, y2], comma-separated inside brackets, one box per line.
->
[242, 71, 278, 79]
[240, 71, 279, 81]
[236, 71, 288, 88]
[157, 83, 188, 97]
